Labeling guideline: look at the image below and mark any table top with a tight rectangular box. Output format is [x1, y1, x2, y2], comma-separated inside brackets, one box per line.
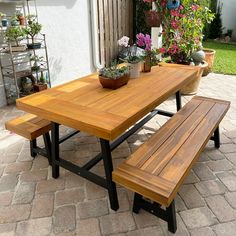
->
[16, 66, 198, 141]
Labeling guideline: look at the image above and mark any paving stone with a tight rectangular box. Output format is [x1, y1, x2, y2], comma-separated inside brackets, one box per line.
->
[179, 184, 205, 209]
[36, 178, 65, 194]
[100, 212, 136, 235]
[0, 204, 31, 224]
[183, 170, 199, 184]
[127, 226, 164, 236]
[0, 173, 18, 192]
[85, 181, 106, 200]
[212, 221, 236, 236]
[207, 160, 233, 172]
[217, 172, 236, 191]
[225, 153, 236, 166]
[159, 213, 189, 236]
[206, 195, 236, 222]
[55, 188, 85, 206]
[76, 218, 101, 236]
[16, 217, 52, 236]
[13, 182, 35, 204]
[220, 144, 236, 153]
[4, 161, 32, 174]
[0, 192, 13, 206]
[198, 152, 210, 162]
[77, 199, 108, 219]
[180, 207, 218, 229]
[0, 223, 16, 236]
[0, 153, 18, 164]
[65, 172, 84, 189]
[190, 227, 216, 236]
[20, 169, 48, 182]
[110, 188, 130, 213]
[53, 205, 76, 234]
[0, 165, 4, 177]
[7, 142, 24, 154]
[193, 163, 216, 181]
[31, 156, 49, 170]
[112, 142, 131, 159]
[176, 194, 187, 212]
[31, 194, 54, 219]
[225, 192, 236, 209]
[133, 209, 160, 228]
[207, 150, 225, 161]
[225, 130, 236, 139]
[195, 180, 226, 197]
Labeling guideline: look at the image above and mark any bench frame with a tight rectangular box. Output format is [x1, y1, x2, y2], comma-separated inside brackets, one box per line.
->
[131, 125, 221, 233]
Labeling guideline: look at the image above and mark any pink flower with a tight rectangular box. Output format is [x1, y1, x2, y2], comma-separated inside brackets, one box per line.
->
[171, 20, 179, 29]
[191, 5, 199, 11]
[136, 33, 152, 51]
[143, 0, 153, 3]
[159, 47, 166, 54]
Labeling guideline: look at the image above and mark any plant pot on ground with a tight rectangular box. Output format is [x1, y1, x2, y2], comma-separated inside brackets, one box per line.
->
[202, 48, 216, 76]
[99, 64, 130, 90]
[30, 55, 44, 72]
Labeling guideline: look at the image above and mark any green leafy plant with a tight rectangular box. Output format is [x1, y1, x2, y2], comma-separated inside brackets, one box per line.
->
[5, 26, 25, 46]
[99, 62, 129, 79]
[24, 15, 42, 44]
[30, 55, 44, 71]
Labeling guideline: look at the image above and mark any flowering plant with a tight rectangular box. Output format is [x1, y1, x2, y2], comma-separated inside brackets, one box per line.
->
[118, 36, 143, 64]
[136, 33, 159, 66]
[143, 0, 214, 64]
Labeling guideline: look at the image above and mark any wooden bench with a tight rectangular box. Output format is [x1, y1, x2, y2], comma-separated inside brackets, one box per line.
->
[5, 114, 52, 163]
[112, 96, 230, 233]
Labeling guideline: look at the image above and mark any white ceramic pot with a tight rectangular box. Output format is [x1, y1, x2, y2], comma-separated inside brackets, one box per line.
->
[129, 62, 141, 79]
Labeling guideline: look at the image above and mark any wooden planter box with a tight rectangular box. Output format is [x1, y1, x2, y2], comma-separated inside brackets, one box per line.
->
[34, 83, 48, 92]
[99, 75, 129, 90]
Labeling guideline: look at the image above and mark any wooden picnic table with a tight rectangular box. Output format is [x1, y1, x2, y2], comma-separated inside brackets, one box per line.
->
[16, 65, 198, 210]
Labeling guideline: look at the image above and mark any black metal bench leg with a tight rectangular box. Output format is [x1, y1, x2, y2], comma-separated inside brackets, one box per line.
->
[214, 127, 220, 149]
[133, 193, 143, 213]
[43, 132, 52, 165]
[30, 139, 37, 158]
[100, 139, 119, 211]
[176, 91, 182, 111]
[167, 200, 177, 233]
[51, 122, 60, 178]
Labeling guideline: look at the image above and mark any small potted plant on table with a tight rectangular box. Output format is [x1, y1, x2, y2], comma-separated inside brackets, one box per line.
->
[99, 63, 130, 90]
[33, 71, 48, 92]
[5, 25, 26, 52]
[24, 15, 42, 49]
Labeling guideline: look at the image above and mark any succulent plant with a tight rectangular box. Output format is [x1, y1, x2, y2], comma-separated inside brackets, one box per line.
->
[99, 63, 129, 80]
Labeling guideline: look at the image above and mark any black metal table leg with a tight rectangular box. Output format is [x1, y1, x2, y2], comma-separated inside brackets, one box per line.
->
[100, 139, 119, 211]
[43, 132, 52, 164]
[214, 127, 220, 149]
[51, 122, 60, 178]
[133, 193, 143, 213]
[166, 200, 177, 233]
[30, 139, 37, 157]
[176, 91, 182, 111]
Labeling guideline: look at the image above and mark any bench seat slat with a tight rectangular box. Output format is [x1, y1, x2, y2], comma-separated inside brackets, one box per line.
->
[5, 114, 51, 140]
[112, 96, 230, 207]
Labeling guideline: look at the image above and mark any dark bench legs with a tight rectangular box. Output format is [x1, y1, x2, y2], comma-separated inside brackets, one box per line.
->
[29, 133, 52, 164]
[133, 193, 177, 233]
[176, 91, 182, 111]
[214, 127, 220, 148]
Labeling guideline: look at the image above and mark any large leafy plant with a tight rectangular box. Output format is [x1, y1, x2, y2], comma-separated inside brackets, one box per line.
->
[5, 26, 25, 47]
[143, 0, 214, 64]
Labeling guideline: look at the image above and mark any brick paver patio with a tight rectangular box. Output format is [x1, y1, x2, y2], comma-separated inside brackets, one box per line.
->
[0, 73, 236, 235]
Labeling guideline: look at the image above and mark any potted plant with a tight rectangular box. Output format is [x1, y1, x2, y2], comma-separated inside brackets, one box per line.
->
[24, 15, 42, 49]
[202, 48, 216, 76]
[118, 36, 143, 79]
[5, 26, 26, 52]
[136, 33, 159, 72]
[30, 55, 44, 71]
[145, 0, 214, 94]
[99, 63, 130, 90]
[10, 15, 19, 26]
[16, 11, 25, 26]
[34, 71, 48, 92]
[1, 13, 8, 27]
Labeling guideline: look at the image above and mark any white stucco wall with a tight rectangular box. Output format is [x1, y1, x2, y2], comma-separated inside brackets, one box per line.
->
[0, 0, 95, 107]
[219, 0, 236, 39]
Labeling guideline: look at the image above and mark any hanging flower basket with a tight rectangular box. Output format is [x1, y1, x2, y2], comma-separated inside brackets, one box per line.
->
[145, 10, 162, 27]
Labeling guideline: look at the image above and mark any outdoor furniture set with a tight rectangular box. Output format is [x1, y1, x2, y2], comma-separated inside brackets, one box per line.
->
[5, 66, 230, 233]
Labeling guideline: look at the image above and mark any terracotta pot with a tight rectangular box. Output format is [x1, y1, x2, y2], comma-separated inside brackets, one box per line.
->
[202, 48, 216, 76]
[142, 57, 152, 72]
[99, 74, 129, 90]
[18, 16, 25, 26]
[159, 61, 208, 95]
[145, 11, 162, 27]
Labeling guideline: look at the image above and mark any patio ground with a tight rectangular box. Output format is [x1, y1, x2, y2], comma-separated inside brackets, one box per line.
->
[0, 72, 236, 236]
